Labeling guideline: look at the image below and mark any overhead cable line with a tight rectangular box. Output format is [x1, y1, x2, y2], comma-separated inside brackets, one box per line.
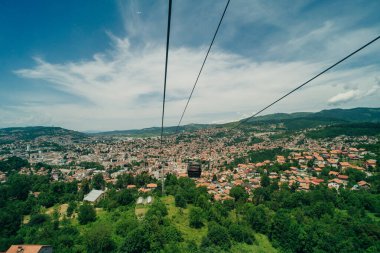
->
[175, 0, 231, 133]
[231, 35, 380, 130]
[160, 0, 172, 194]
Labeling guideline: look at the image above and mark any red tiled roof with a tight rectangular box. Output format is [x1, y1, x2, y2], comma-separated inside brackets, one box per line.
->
[358, 180, 369, 186]
[337, 175, 349, 180]
[329, 171, 339, 176]
[6, 245, 50, 253]
[339, 162, 351, 167]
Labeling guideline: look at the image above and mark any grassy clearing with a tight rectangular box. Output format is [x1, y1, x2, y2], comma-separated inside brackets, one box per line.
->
[45, 203, 68, 218]
[34, 198, 277, 252]
[135, 204, 148, 219]
[161, 196, 277, 251]
[162, 196, 207, 245]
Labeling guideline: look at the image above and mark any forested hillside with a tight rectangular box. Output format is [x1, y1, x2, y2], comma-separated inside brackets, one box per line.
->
[0, 158, 379, 252]
[0, 126, 86, 142]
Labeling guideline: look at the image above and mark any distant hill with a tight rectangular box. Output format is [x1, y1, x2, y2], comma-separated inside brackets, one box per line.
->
[246, 112, 313, 122]
[246, 107, 380, 123]
[1, 108, 379, 139]
[305, 122, 380, 139]
[94, 107, 380, 136]
[0, 126, 86, 142]
[312, 107, 380, 122]
[241, 107, 380, 130]
[94, 124, 215, 137]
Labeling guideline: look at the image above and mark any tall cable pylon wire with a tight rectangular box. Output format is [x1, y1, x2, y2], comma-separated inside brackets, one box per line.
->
[232, 35, 380, 130]
[160, 0, 172, 195]
[175, 0, 231, 133]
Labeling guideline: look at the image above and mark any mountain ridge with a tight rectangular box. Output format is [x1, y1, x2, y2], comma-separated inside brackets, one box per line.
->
[1, 107, 379, 138]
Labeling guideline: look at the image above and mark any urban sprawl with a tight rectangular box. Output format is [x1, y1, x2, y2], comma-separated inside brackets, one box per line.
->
[0, 126, 377, 202]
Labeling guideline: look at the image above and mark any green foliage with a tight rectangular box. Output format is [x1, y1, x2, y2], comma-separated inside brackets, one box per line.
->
[0, 168, 379, 253]
[306, 123, 380, 139]
[195, 194, 210, 210]
[245, 204, 273, 234]
[78, 161, 104, 170]
[229, 186, 248, 202]
[115, 214, 138, 237]
[78, 204, 96, 225]
[67, 201, 77, 217]
[247, 148, 290, 163]
[115, 189, 136, 206]
[229, 223, 255, 244]
[119, 226, 150, 253]
[7, 174, 32, 200]
[0, 156, 29, 173]
[91, 173, 105, 190]
[84, 222, 115, 253]
[146, 200, 168, 218]
[81, 179, 91, 195]
[202, 222, 231, 250]
[345, 168, 366, 183]
[270, 210, 300, 252]
[189, 207, 204, 228]
[0, 126, 86, 141]
[29, 213, 50, 226]
[252, 187, 271, 204]
[357, 141, 380, 158]
[175, 193, 187, 208]
[261, 173, 270, 187]
[115, 173, 135, 189]
[134, 172, 157, 187]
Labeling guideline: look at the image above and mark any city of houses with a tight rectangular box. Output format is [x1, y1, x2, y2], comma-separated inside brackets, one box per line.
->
[0, 126, 377, 203]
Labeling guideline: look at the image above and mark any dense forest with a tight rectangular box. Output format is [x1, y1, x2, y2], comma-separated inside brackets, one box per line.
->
[306, 123, 380, 139]
[0, 158, 379, 252]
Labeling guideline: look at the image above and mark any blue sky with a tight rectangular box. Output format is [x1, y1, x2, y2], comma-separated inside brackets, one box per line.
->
[0, 0, 379, 131]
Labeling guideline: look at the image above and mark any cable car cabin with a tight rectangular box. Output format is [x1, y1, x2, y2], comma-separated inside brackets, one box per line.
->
[187, 162, 202, 178]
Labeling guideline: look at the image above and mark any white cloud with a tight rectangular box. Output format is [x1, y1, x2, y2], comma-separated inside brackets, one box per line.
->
[328, 90, 360, 105]
[328, 84, 380, 105]
[10, 0, 380, 133]
[12, 30, 380, 131]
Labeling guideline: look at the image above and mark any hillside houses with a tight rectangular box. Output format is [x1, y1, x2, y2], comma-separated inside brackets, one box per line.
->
[0, 125, 377, 199]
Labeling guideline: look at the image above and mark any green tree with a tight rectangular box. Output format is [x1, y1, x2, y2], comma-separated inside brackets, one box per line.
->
[8, 174, 31, 200]
[175, 193, 187, 208]
[81, 179, 91, 194]
[202, 222, 231, 250]
[261, 173, 270, 187]
[29, 213, 49, 226]
[146, 200, 168, 218]
[346, 168, 366, 183]
[115, 214, 139, 237]
[78, 204, 96, 225]
[92, 173, 105, 190]
[270, 209, 300, 252]
[252, 187, 271, 204]
[189, 207, 204, 228]
[162, 225, 183, 244]
[66, 201, 77, 217]
[229, 223, 255, 244]
[119, 227, 150, 253]
[116, 189, 135, 206]
[37, 192, 55, 208]
[229, 186, 248, 202]
[245, 204, 273, 234]
[84, 222, 115, 253]
[0, 156, 29, 173]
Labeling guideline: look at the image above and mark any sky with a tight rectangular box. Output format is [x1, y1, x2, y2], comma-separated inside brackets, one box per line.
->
[0, 0, 379, 131]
